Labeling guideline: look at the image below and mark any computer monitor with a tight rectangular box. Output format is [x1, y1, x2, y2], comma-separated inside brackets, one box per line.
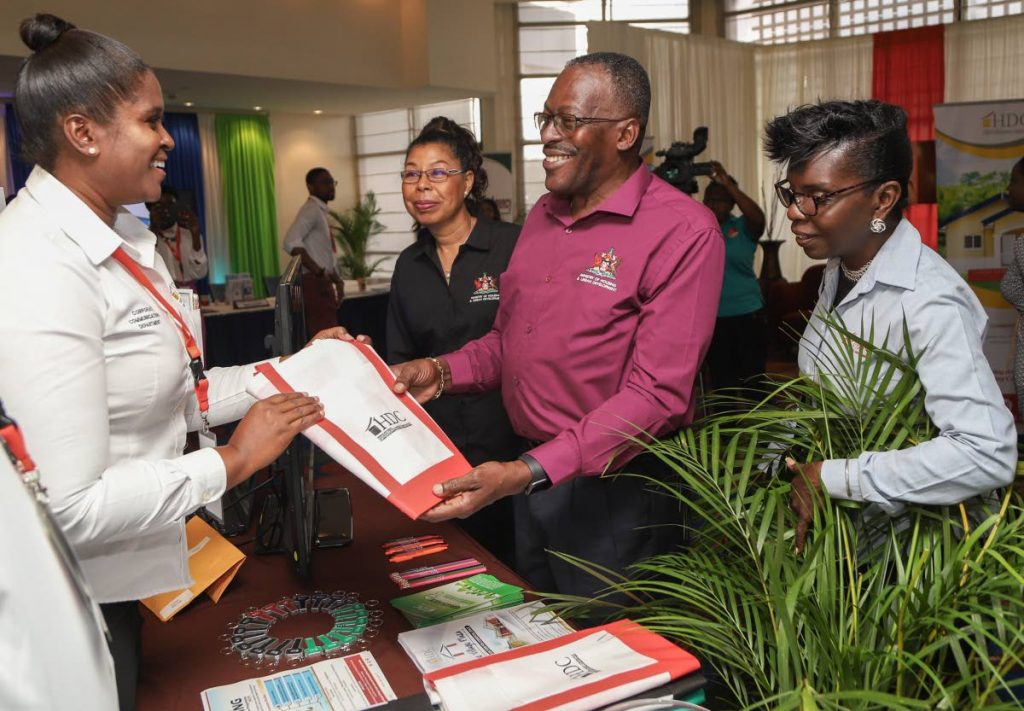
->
[274, 256, 315, 577]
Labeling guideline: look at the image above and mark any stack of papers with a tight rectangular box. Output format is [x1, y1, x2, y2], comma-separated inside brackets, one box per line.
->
[397, 601, 573, 674]
[391, 574, 523, 629]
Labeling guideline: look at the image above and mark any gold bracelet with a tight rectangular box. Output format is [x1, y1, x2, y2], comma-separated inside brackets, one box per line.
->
[428, 357, 445, 400]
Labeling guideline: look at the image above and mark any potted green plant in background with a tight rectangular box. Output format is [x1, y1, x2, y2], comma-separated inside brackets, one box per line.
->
[330, 191, 386, 291]
[547, 314, 1024, 710]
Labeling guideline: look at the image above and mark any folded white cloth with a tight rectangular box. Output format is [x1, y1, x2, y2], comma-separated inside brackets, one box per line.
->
[247, 339, 470, 519]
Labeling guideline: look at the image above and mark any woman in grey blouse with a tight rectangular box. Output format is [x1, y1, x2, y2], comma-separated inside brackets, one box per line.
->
[764, 100, 1017, 552]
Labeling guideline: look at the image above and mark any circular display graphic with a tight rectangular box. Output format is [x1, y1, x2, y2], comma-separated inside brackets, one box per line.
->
[221, 591, 383, 668]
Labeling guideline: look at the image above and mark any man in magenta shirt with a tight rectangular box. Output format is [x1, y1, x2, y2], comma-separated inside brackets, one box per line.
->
[394, 52, 724, 597]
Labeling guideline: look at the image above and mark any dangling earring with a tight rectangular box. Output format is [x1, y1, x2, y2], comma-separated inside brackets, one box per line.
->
[870, 217, 886, 234]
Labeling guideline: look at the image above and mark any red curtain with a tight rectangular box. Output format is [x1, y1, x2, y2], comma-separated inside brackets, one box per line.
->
[872, 25, 944, 249]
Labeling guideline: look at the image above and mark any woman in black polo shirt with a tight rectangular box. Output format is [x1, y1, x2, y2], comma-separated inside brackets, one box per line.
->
[387, 117, 521, 563]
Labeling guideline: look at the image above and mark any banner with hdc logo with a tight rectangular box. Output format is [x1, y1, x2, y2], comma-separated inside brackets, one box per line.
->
[248, 339, 470, 519]
[935, 99, 1024, 427]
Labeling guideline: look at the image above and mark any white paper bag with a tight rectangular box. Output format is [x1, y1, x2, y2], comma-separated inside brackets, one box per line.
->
[247, 339, 470, 519]
[424, 619, 701, 711]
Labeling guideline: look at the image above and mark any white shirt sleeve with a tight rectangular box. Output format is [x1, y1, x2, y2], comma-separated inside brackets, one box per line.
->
[283, 201, 314, 255]
[0, 242, 227, 551]
[820, 291, 1017, 514]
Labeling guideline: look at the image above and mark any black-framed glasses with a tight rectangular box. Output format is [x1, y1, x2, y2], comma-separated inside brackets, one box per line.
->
[400, 168, 467, 184]
[533, 111, 630, 135]
[774, 179, 879, 217]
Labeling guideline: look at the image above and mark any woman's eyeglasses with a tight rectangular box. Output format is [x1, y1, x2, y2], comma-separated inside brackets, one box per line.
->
[774, 179, 879, 217]
[533, 111, 629, 135]
[400, 168, 466, 183]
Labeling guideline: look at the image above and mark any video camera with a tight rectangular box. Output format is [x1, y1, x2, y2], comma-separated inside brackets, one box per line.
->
[653, 127, 714, 195]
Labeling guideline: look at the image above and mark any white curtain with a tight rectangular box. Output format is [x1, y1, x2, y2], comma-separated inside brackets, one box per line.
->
[944, 14, 1024, 103]
[587, 23, 760, 206]
[197, 112, 230, 283]
[755, 35, 874, 280]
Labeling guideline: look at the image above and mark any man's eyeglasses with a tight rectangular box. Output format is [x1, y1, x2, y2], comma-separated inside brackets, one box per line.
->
[533, 111, 630, 135]
[400, 168, 467, 184]
[773, 179, 879, 217]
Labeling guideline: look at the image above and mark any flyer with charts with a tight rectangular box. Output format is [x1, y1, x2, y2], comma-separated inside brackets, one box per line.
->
[200, 652, 395, 711]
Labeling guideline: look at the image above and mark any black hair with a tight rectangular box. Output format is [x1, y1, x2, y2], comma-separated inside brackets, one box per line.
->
[145, 184, 177, 209]
[406, 116, 488, 207]
[478, 197, 502, 221]
[764, 99, 912, 215]
[14, 13, 150, 170]
[564, 52, 651, 151]
[704, 181, 735, 203]
[305, 167, 330, 185]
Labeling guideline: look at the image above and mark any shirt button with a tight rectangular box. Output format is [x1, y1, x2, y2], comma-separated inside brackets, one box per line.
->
[526, 325, 533, 334]
[545, 275, 552, 283]
[512, 377, 520, 386]
[565, 227, 573, 234]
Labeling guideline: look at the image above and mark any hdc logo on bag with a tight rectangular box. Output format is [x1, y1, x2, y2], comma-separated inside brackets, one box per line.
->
[554, 654, 600, 681]
[366, 410, 412, 442]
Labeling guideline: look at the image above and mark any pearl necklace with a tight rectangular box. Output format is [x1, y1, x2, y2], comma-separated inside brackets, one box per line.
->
[840, 258, 873, 282]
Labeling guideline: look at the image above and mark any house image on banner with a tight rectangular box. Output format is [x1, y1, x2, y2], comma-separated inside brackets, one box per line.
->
[941, 193, 1024, 307]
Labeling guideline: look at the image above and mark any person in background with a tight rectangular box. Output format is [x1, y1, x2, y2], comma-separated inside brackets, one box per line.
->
[283, 167, 343, 332]
[146, 185, 208, 288]
[477, 196, 503, 221]
[998, 157, 1024, 421]
[1, 400, 118, 711]
[388, 117, 521, 564]
[0, 15, 324, 708]
[392, 52, 724, 599]
[765, 100, 1016, 552]
[703, 161, 767, 402]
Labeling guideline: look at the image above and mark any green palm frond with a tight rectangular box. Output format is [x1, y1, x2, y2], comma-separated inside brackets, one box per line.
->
[549, 311, 1024, 709]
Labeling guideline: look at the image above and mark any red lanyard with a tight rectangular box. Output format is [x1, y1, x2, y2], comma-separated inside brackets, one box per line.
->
[0, 401, 36, 475]
[111, 247, 210, 422]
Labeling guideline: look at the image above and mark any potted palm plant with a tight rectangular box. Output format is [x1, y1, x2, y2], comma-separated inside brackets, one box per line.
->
[330, 191, 386, 291]
[548, 314, 1024, 709]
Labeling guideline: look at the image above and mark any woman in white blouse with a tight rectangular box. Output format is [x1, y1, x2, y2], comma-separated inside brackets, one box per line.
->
[0, 14, 323, 708]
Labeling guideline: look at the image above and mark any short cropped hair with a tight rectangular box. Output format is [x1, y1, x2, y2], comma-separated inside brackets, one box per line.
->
[565, 52, 650, 149]
[305, 167, 330, 185]
[764, 100, 912, 214]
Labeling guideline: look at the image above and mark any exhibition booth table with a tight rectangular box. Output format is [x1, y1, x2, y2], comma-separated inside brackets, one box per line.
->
[136, 464, 526, 710]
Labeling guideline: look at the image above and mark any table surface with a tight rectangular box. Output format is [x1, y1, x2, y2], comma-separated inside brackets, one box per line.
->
[137, 465, 526, 710]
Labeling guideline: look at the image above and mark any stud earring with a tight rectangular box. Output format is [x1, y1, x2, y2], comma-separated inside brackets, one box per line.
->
[86, 146, 98, 155]
[869, 217, 886, 234]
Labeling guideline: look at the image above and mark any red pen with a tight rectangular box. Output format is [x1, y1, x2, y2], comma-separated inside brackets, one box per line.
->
[401, 566, 488, 589]
[389, 544, 449, 563]
[395, 558, 482, 581]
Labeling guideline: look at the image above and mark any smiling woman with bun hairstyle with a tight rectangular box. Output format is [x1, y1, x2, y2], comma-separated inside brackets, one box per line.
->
[387, 117, 522, 563]
[0, 15, 325, 708]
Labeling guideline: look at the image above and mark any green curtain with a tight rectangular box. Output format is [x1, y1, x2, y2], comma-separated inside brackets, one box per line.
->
[214, 114, 279, 297]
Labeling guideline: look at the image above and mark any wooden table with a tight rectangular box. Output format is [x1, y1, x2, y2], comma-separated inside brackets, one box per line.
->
[137, 465, 525, 709]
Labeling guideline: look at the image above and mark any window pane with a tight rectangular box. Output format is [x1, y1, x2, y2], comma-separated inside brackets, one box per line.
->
[355, 109, 410, 154]
[964, 0, 1024, 18]
[726, 3, 830, 44]
[518, 0, 602, 23]
[837, 0, 954, 36]
[629, 21, 690, 33]
[608, 0, 688, 21]
[519, 25, 588, 74]
[520, 76, 557, 140]
[725, 0, 801, 10]
[412, 98, 481, 137]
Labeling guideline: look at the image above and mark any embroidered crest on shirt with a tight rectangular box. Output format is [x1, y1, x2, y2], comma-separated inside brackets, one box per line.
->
[726, 226, 740, 239]
[577, 247, 621, 292]
[469, 273, 500, 303]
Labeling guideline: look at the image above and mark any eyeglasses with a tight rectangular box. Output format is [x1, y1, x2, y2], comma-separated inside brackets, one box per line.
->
[774, 179, 879, 217]
[400, 168, 467, 183]
[533, 111, 630, 135]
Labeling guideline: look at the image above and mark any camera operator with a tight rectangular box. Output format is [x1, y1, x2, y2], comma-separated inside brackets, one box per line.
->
[147, 185, 208, 289]
[703, 161, 767, 401]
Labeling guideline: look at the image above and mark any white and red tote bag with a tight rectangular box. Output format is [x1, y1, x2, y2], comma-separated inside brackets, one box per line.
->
[423, 619, 701, 711]
[247, 339, 470, 519]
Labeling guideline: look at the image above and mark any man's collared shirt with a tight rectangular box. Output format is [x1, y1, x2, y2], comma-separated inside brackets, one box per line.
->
[802, 218, 1016, 518]
[445, 165, 725, 485]
[283, 196, 337, 275]
[387, 219, 522, 464]
[0, 166, 258, 602]
[155, 223, 208, 284]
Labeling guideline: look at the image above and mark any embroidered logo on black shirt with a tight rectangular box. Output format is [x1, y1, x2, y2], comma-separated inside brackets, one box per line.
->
[469, 273, 500, 303]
